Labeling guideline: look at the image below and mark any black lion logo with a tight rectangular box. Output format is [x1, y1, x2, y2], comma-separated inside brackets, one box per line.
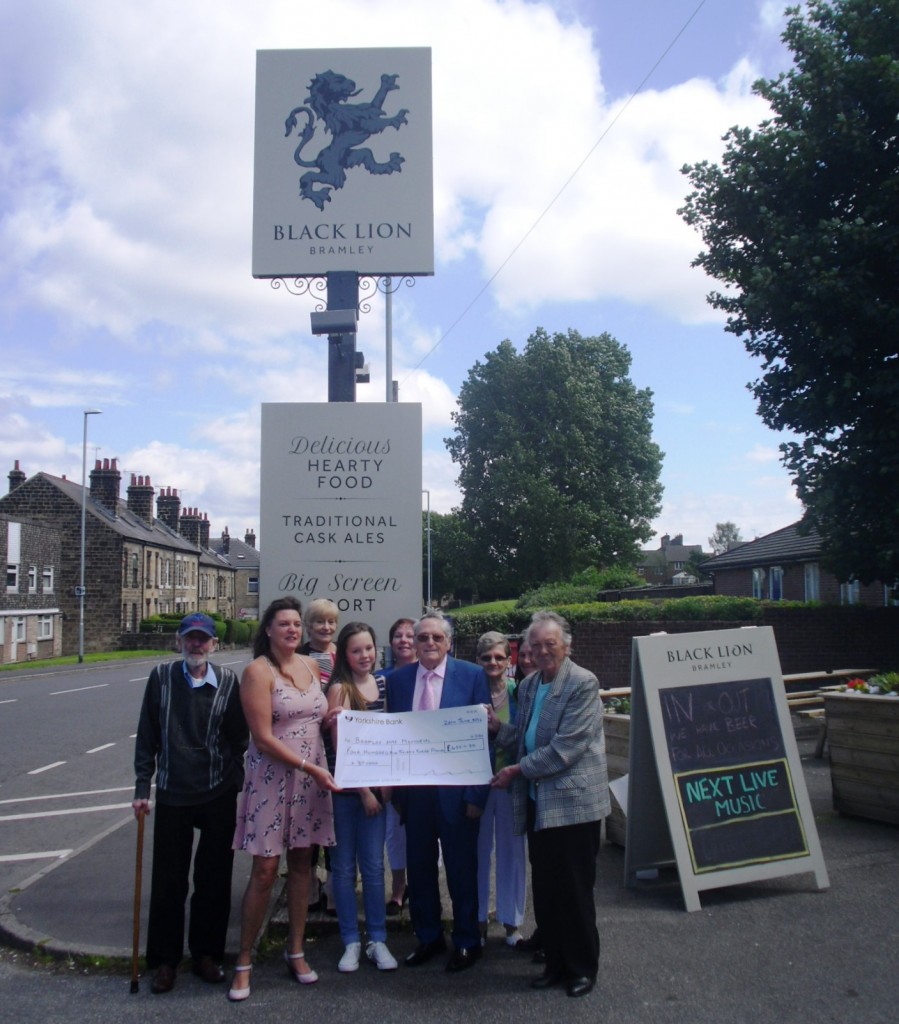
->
[284, 70, 409, 211]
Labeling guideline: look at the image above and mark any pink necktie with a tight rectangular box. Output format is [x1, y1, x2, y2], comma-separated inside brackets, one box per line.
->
[420, 671, 438, 711]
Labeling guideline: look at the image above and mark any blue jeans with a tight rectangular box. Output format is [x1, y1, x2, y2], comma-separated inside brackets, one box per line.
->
[331, 792, 388, 944]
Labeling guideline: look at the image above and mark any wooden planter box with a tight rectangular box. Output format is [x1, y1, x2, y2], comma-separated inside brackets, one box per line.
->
[823, 693, 899, 825]
[604, 712, 630, 846]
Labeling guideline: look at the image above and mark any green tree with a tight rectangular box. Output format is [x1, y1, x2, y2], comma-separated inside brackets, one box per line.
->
[424, 510, 477, 604]
[445, 327, 663, 597]
[680, 0, 899, 583]
[708, 521, 743, 555]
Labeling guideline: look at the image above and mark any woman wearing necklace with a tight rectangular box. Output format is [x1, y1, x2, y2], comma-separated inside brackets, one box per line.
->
[475, 631, 526, 948]
[229, 598, 339, 1001]
[327, 622, 398, 973]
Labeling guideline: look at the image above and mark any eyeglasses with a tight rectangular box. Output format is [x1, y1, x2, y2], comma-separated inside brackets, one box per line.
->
[415, 633, 447, 643]
[479, 654, 508, 663]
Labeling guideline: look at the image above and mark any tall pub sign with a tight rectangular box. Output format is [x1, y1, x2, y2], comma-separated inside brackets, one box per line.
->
[253, 49, 433, 634]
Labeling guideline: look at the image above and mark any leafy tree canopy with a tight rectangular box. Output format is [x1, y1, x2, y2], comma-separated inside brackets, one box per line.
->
[445, 327, 663, 597]
[709, 521, 744, 555]
[680, 0, 899, 583]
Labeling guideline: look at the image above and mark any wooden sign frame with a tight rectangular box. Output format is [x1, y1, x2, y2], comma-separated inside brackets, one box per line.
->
[624, 626, 829, 911]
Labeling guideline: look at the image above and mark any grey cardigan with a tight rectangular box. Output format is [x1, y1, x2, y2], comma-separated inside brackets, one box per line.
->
[497, 656, 611, 833]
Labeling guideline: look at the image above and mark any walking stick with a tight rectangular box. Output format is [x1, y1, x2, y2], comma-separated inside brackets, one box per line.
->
[130, 810, 146, 994]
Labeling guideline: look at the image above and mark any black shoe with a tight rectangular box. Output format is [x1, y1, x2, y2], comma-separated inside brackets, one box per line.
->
[386, 886, 408, 917]
[530, 970, 564, 990]
[566, 976, 595, 998]
[151, 965, 176, 994]
[404, 936, 447, 966]
[191, 955, 225, 984]
[445, 946, 481, 973]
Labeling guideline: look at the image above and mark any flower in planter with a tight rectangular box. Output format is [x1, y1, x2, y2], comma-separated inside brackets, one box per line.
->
[843, 678, 870, 694]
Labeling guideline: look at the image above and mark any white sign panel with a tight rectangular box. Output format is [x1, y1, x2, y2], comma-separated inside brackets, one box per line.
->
[334, 706, 492, 788]
[260, 402, 422, 648]
[253, 48, 434, 277]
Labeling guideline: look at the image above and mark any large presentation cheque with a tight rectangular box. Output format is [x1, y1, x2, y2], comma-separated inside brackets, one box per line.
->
[334, 704, 492, 788]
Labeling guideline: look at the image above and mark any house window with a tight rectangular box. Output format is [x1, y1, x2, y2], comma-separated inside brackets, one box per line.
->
[14, 617, 26, 642]
[42, 566, 54, 593]
[28, 565, 38, 592]
[38, 615, 53, 640]
[248, 576, 259, 594]
[752, 567, 766, 599]
[769, 566, 783, 601]
[840, 580, 860, 606]
[804, 563, 820, 602]
[6, 563, 18, 593]
[131, 553, 139, 588]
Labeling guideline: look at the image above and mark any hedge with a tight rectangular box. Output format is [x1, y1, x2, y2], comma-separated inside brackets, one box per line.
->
[449, 596, 803, 638]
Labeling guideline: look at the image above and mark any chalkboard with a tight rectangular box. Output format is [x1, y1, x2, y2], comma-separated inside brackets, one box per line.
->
[660, 678, 808, 873]
[624, 627, 828, 911]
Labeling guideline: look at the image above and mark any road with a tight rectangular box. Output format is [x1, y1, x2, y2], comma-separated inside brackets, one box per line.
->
[2, 660, 898, 1024]
[0, 653, 252, 898]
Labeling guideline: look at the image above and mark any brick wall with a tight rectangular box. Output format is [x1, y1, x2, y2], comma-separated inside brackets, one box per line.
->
[455, 607, 899, 687]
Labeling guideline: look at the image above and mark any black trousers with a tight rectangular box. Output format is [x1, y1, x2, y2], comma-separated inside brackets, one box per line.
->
[146, 788, 238, 969]
[527, 800, 601, 980]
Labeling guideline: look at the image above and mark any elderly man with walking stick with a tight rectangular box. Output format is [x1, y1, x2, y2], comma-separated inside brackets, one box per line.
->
[132, 613, 249, 994]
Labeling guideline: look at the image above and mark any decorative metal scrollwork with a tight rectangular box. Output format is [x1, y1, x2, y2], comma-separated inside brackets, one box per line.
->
[270, 276, 328, 309]
[268, 274, 415, 317]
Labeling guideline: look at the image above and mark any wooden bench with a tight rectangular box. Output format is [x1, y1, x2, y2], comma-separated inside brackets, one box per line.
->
[798, 708, 828, 757]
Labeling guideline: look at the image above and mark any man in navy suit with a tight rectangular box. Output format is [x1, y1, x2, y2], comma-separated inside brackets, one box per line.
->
[387, 612, 490, 972]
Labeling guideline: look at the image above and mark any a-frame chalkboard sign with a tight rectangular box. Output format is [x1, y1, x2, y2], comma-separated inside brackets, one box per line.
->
[624, 626, 829, 911]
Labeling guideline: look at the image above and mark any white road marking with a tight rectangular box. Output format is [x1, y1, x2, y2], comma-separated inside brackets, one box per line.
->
[49, 683, 109, 695]
[0, 699, 17, 705]
[0, 850, 72, 863]
[28, 761, 66, 775]
[0, 802, 132, 822]
[86, 742, 116, 753]
[0, 787, 134, 805]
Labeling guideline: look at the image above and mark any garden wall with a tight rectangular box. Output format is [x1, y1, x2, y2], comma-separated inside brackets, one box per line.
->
[454, 607, 899, 688]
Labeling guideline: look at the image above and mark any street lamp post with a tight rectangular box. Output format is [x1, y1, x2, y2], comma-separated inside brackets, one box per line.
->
[423, 489, 431, 612]
[78, 409, 102, 663]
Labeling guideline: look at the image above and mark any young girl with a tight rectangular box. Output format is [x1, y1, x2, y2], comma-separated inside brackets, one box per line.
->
[327, 622, 398, 973]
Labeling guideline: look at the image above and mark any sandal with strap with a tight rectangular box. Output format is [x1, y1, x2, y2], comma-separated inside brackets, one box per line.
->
[284, 949, 319, 985]
[227, 964, 252, 1002]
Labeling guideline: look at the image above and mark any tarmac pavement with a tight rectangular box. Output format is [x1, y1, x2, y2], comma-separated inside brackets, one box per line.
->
[1, 728, 897, 1024]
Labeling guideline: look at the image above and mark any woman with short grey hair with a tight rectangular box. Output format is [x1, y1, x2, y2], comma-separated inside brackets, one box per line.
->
[489, 610, 609, 998]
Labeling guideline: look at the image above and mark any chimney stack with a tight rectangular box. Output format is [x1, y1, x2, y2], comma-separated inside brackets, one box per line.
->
[199, 513, 210, 549]
[180, 506, 202, 547]
[156, 486, 181, 532]
[89, 457, 121, 515]
[244, 528, 256, 549]
[221, 527, 230, 555]
[8, 460, 26, 493]
[126, 473, 155, 523]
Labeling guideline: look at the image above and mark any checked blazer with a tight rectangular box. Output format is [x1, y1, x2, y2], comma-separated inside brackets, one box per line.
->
[497, 656, 610, 834]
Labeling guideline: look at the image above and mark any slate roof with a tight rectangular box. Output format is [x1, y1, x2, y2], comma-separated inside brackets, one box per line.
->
[701, 522, 821, 572]
[208, 534, 260, 571]
[39, 472, 208, 555]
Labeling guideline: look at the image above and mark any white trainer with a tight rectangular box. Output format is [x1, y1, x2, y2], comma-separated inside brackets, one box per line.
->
[366, 940, 398, 971]
[338, 942, 362, 972]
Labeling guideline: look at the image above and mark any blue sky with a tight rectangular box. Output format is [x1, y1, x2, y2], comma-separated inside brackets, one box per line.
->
[1, 0, 804, 553]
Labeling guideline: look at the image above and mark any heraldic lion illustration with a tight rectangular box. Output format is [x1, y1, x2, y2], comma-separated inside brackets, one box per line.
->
[284, 70, 409, 210]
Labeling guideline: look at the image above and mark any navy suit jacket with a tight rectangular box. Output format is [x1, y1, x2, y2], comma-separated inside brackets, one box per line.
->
[387, 656, 491, 822]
